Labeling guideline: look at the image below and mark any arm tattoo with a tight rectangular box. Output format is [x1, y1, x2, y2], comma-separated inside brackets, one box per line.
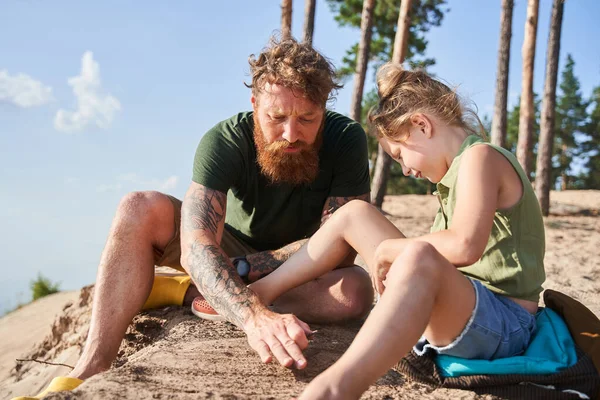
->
[182, 185, 261, 327]
[188, 241, 257, 327]
[246, 239, 307, 282]
[181, 186, 226, 233]
[321, 193, 370, 225]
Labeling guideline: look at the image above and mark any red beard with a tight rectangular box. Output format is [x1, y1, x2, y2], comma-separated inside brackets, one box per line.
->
[253, 113, 323, 185]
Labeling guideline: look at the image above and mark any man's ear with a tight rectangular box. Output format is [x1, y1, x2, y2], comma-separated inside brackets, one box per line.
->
[410, 113, 433, 138]
[251, 93, 257, 110]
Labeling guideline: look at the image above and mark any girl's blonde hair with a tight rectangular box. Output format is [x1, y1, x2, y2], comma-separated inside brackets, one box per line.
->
[368, 63, 486, 142]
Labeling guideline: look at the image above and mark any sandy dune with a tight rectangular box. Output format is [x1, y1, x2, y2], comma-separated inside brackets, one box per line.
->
[1, 190, 598, 399]
[0, 291, 79, 382]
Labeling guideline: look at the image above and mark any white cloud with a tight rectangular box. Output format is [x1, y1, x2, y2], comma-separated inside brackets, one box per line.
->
[96, 183, 123, 193]
[64, 177, 80, 185]
[54, 51, 121, 133]
[97, 174, 179, 193]
[0, 69, 53, 108]
[160, 176, 179, 191]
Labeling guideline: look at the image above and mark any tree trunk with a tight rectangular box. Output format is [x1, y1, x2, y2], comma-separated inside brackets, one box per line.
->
[371, 0, 412, 207]
[516, 0, 539, 179]
[491, 0, 514, 148]
[349, 0, 376, 123]
[535, 0, 565, 216]
[303, 0, 316, 44]
[281, 0, 293, 40]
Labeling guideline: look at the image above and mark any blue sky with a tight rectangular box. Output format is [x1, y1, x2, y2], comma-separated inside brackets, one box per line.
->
[1, 1, 599, 312]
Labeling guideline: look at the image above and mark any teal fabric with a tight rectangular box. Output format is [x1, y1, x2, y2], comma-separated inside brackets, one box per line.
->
[435, 308, 578, 377]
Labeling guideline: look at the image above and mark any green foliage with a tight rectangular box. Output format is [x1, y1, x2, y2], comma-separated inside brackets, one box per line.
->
[505, 102, 520, 152]
[30, 273, 61, 301]
[579, 85, 600, 189]
[552, 54, 589, 189]
[326, 0, 448, 79]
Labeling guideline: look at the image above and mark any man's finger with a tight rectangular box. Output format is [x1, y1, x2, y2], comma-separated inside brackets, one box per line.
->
[295, 318, 313, 336]
[264, 334, 294, 368]
[251, 339, 272, 364]
[277, 328, 307, 369]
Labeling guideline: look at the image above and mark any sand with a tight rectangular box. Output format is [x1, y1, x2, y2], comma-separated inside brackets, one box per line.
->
[1, 190, 598, 400]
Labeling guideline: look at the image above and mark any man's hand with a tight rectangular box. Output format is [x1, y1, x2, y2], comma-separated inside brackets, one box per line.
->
[243, 310, 313, 369]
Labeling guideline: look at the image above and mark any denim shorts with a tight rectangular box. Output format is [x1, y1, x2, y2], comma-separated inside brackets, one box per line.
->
[414, 279, 537, 360]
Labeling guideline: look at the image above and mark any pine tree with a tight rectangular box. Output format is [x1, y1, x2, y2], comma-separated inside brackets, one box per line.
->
[553, 54, 588, 190]
[491, 0, 515, 149]
[581, 86, 600, 189]
[326, 0, 447, 79]
[516, 0, 540, 177]
[535, 0, 564, 216]
[505, 94, 541, 180]
[506, 100, 521, 153]
[327, 0, 447, 205]
[370, 0, 413, 207]
[349, 0, 376, 123]
[281, 0, 293, 39]
[303, 0, 317, 44]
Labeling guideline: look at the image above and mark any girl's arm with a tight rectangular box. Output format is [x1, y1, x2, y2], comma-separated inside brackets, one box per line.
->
[377, 144, 521, 268]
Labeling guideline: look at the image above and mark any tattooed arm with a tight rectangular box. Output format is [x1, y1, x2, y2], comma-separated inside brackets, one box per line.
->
[245, 193, 370, 282]
[246, 239, 306, 282]
[180, 181, 311, 368]
[180, 182, 262, 327]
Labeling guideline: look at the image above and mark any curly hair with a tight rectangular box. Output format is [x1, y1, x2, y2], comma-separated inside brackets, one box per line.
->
[246, 36, 342, 108]
[369, 63, 486, 141]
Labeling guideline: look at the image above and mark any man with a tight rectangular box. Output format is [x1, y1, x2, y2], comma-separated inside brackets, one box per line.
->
[13, 37, 373, 399]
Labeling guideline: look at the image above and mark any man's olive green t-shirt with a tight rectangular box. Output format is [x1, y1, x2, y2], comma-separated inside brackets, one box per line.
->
[192, 111, 370, 251]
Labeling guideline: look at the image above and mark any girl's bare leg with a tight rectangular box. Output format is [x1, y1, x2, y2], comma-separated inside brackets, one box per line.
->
[249, 200, 404, 305]
[298, 241, 476, 400]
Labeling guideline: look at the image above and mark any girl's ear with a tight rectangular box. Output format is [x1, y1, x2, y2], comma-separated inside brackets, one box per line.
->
[410, 113, 433, 138]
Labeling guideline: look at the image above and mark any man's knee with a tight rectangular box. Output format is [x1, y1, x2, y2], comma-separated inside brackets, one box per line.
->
[114, 191, 176, 244]
[116, 191, 171, 225]
[338, 266, 374, 320]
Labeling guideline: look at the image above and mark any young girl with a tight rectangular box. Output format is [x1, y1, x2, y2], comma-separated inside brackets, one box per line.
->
[243, 63, 547, 399]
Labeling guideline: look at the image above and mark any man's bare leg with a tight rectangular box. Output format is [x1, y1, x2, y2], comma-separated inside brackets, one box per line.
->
[186, 239, 374, 323]
[270, 266, 373, 323]
[68, 191, 177, 380]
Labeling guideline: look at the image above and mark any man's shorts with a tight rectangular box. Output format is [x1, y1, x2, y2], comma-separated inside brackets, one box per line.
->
[414, 279, 537, 360]
[153, 195, 257, 273]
